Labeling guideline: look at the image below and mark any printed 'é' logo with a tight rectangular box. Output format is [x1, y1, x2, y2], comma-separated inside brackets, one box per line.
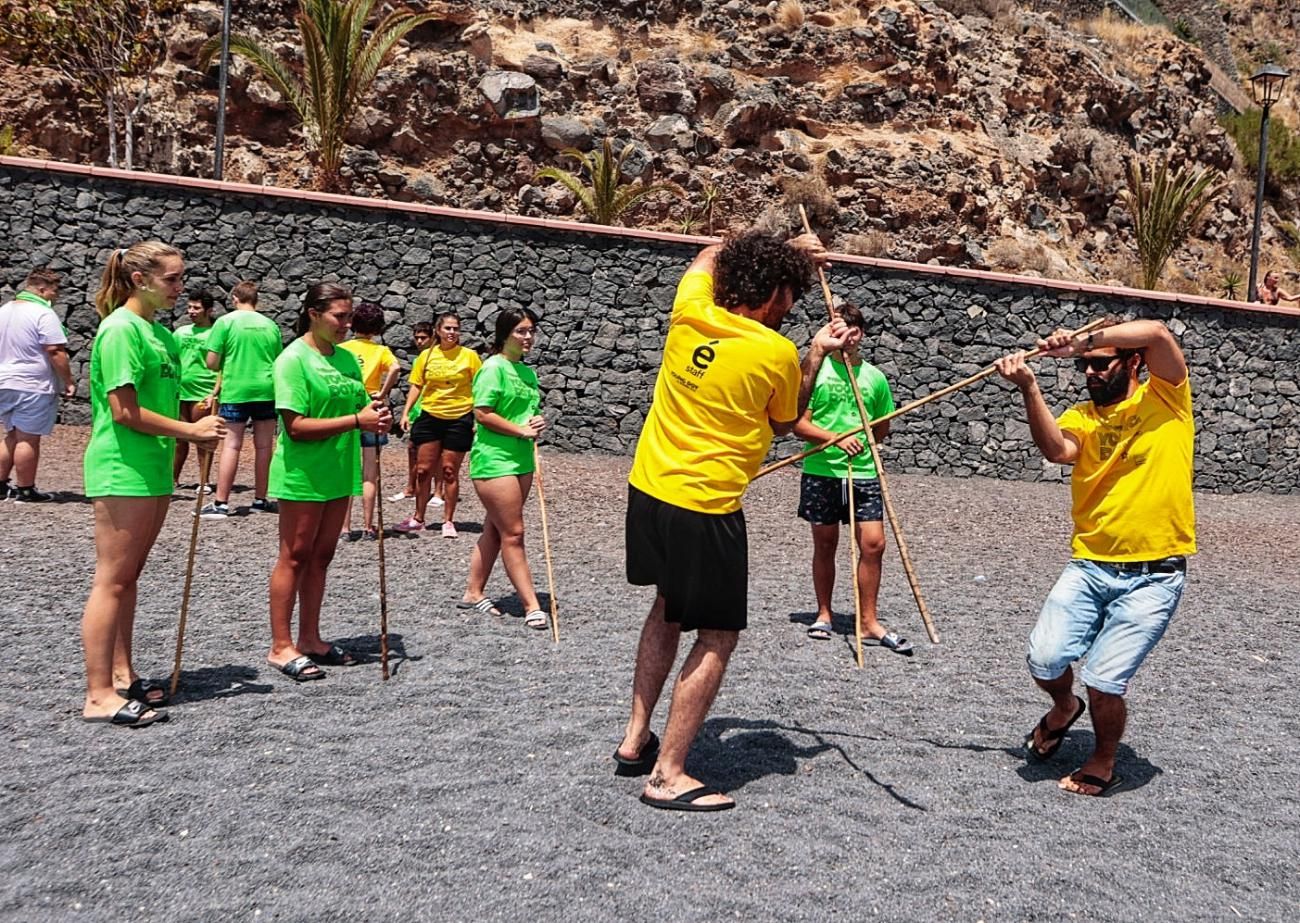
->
[691, 340, 719, 371]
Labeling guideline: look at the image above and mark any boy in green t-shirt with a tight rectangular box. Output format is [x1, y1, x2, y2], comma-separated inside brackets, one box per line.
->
[792, 304, 911, 655]
[173, 288, 219, 486]
[201, 280, 283, 518]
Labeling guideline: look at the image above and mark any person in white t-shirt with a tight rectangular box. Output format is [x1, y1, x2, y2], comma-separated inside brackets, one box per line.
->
[0, 267, 74, 501]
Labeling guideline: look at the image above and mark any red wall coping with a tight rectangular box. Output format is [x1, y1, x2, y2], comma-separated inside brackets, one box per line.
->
[5, 154, 1299, 320]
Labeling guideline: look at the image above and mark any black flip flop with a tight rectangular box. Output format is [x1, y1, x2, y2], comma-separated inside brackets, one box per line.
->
[119, 677, 170, 708]
[613, 731, 659, 777]
[83, 699, 169, 728]
[1025, 695, 1086, 761]
[308, 643, 358, 667]
[640, 786, 735, 812]
[275, 655, 326, 682]
[1063, 771, 1125, 797]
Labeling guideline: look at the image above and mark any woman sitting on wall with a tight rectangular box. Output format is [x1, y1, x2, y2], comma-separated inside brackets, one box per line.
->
[459, 307, 550, 630]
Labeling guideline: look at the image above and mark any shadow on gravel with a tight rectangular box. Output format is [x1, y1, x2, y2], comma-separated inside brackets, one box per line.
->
[696, 716, 926, 811]
[919, 733, 1164, 794]
[172, 664, 273, 704]
[331, 632, 418, 677]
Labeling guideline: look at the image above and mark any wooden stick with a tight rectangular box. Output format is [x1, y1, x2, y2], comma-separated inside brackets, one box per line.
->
[533, 443, 560, 643]
[169, 395, 220, 698]
[753, 316, 1110, 480]
[375, 441, 390, 681]
[799, 204, 938, 644]
[846, 456, 864, 668]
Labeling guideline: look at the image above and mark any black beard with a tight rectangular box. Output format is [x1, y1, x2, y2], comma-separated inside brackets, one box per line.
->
[1087, 372, 1130, 406]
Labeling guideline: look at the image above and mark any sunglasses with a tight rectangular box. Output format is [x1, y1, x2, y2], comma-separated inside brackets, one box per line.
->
[1075, 355, 1120, 373]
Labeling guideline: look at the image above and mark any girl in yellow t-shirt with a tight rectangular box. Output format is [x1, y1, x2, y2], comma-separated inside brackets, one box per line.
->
[338, 302, 399, 539]
[396, 312, 481, 537]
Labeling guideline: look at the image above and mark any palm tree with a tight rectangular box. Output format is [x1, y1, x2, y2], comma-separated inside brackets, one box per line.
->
[533, 138, 683, 226]
[201, 0, 435, 191]
[1119, 156, 1225, 290]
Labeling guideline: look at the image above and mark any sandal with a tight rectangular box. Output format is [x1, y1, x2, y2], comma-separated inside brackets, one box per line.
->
[83, 699, 169, 728]
[1025, 695, 1086, 761]
[118, 677, 170, 708]
[806, 621, 833, 640]
[524, 609, 549, 630]
[878, 631, 914, 656]
[457, 597, 503, 617]
[273, 655, 326, 682]
[307, 643, 358, 666]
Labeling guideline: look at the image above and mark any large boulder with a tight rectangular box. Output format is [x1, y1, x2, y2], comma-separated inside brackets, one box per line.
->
[540, 117, 593, 152]
[478, 71, 540, 120]
[645, 114, 695, 153]
[635, 61, 696, 115]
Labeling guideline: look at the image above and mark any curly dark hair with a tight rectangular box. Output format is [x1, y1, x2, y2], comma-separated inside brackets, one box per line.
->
[350, 301, 385, 335]
[713, 232, 814, 311]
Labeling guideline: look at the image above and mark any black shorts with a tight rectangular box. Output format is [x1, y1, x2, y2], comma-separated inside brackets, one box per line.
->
[410, 411, 474, 451]
[798, 472, 883, 525]
[625, 484, 747, 632]
[219, 400, 277, 424]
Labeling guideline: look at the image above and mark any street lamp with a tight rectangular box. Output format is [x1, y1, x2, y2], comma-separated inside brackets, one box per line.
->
[1247, 62, 1290, 302]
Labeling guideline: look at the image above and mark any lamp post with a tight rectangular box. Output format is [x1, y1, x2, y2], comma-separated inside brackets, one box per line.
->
[1247, 62, 1290, 302]
[213, 0, 233, 181]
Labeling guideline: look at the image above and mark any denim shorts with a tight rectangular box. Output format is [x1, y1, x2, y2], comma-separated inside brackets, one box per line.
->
[0, 389, 58, 436]
[1027, 558, 1186, 696]
[219, 400, 277, 424]
[360, 431, 389, 448]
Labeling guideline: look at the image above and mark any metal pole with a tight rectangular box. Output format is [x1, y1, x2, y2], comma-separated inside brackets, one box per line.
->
[1247, 102, 1271, 302]
[214, 0, 232, 180]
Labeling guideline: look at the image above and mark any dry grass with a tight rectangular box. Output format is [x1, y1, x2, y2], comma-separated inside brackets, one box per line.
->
[777, 172, 838, 227]
[838, 231, 891, 258]
[683, 29, 723, 60]
[825, 0, 864, 28]
[775, 0, 806, 32]
[1073, 9, 1162, 54]
[986, 237, 1051, 274]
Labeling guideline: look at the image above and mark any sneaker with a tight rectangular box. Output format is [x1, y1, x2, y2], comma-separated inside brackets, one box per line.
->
[0, 479, 10, 499]
[250, 497, 278, 513]
[441, 521, 458, 538]
[388, 490, 412, 501]
[12, 486, 54, 503]
[430, 496, 445, 507]
[198, 501, 230, 519]
[393, 516, 425, 533]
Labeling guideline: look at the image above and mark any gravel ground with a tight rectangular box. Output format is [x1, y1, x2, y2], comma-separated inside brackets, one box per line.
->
[1, 427, 1297, 923]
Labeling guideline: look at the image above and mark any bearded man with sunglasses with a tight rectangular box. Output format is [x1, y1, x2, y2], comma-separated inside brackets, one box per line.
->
[994, 319, 1194, 797]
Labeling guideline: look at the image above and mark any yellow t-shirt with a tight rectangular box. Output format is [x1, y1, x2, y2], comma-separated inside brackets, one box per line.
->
[629, 270, 800, 514]
[339, 337, 397, 395]
[409, 344, 482, 419]
[1057, 374, 1196, 561]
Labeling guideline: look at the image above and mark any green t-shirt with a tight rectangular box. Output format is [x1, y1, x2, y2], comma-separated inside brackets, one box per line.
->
[206, 310, 282, 403]
[268, 337, 369, 502]
[175, 322, 218, 401]
[468, 355, 540, 479]
[84, 308, 181, 497]
[801, 356, 894, 480]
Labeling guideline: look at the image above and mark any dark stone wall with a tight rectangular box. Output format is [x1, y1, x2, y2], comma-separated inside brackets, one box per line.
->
[2, 163, 1297, 493]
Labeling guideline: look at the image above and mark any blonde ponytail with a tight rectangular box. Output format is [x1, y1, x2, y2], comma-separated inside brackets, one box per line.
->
[94, 241, 182, 319]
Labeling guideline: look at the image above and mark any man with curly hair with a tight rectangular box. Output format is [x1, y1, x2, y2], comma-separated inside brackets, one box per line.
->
[614, 230, 852, 812]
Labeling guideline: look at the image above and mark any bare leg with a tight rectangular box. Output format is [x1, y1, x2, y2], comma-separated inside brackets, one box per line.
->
[109, 498, 168, 692]
[855, 520, 888, 638]
[0, 428, 14, 482]
[252, 417, 276, 499]
[9, 429, 42, 487]
[617, 595, 680, 758]
[1031, 666, 1083, 753]
[295, 497, 348, 653]
[474, 474, 540, 612]
[464, 509, 501, 603]
[215, 420, 245, 504]
[268, 500, 322, 666]
[173, 401, 195, 483]
[1060, 687, 1126, 794]
[412, 440, 439, 523]
[642, 628, 739, 808]
[404, 441, 417, 496]
[440, 449, 465, 523]
[360, 446, 378, 531]
[81, 496, 169, 719]
[810, 524, 838, 627]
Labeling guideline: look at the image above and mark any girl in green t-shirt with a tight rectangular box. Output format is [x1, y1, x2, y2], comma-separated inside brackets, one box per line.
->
[79, 242, 227, 728]
[460, 308, 550, 631]
[266, 283, 392, 682]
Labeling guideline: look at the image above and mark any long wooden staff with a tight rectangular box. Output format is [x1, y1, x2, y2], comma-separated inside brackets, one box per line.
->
[754, 317, 1110, 480]
[845, 456, 864, 668]
[799, 206, 938, 644]
[169, 391, 220, 697]
[375, 440, 390, 680]
[533, 443, 560, 643]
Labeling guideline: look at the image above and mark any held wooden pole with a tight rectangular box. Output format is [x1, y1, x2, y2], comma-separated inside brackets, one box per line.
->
[169, 395, 220, 698]
[846, 457, 864, 668]
[799, 205, 938, 644]
[375, 441, 390, 681]
[754, 316, 1109, 480]
[533, 443, 560, 643]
